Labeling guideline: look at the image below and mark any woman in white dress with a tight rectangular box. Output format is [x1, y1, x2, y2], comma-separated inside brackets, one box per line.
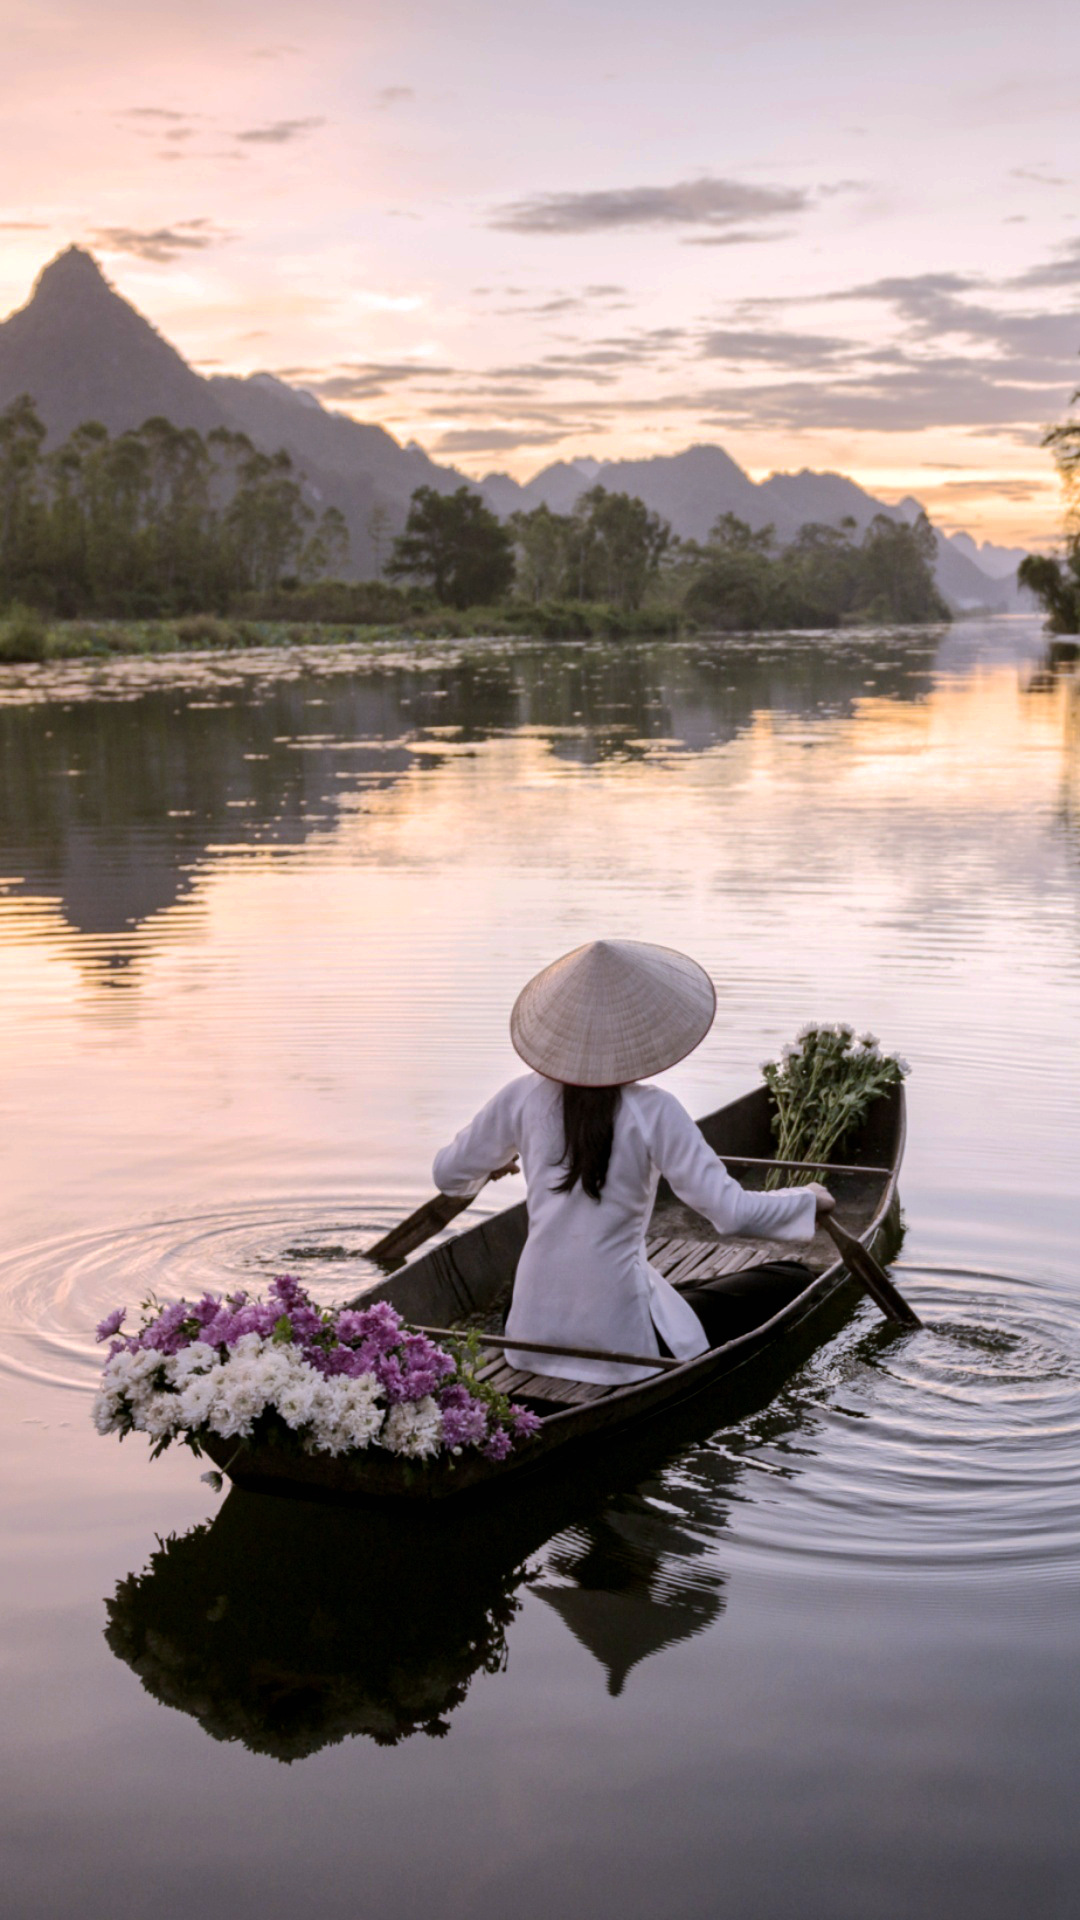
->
[433, 940, 834, 1386]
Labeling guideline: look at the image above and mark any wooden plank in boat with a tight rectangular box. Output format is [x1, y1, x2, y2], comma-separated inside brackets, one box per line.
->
[486, 1366, 613, 1408]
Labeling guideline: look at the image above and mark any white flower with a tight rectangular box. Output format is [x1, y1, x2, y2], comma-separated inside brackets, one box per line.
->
[381, 1396, 443, 1460]
[797, 1023, 818, 1042]
[780, 1043, 801, 1063]
[858, 1032, 879, 1050]
[835, 1023, 854, 1042]
[91, 1388, 126, 1435]
[169, 1341, 217, 1384]
[131, 1390, 185, 1440]
[896, 1057, 912, 1076]
[177, 1368, 224, 1427]
[306, 1373, 385, 1456]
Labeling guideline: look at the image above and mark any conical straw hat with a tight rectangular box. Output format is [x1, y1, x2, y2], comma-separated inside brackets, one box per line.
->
[510, 940, 716, 1086]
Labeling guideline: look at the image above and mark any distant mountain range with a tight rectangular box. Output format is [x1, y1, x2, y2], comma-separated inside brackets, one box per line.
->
[0, 247, 1031, 612]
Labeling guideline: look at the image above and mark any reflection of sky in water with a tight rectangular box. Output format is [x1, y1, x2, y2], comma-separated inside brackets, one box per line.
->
[1, 620, 1080, 1920]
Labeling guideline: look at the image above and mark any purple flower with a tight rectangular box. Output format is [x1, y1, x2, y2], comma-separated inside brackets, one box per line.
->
[139, 1299, 195, 1355]
[483, 1426, 512, 1463]
[95, 1308, 125, 1344]
[441, 1400, 490, 1449]
[510, 1405, 541, 1439]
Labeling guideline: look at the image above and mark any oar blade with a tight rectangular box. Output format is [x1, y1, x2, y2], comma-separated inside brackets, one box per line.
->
[825, 1214, 922, 1327]
[367, 1192, 473, 1271]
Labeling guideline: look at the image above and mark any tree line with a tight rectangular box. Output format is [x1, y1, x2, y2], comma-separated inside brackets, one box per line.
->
[0, 395, 348, 616]
[385, 484, 950, 628]
[0, 392, 950, 630]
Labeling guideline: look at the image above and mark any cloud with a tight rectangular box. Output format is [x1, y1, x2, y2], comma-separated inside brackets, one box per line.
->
[700, 328, 852, 368]
[1011, 165, 1070, 186]
[434, 427, 570, 453]
[118, 107, 193, 123]
[683, 228, 799, 249]
[236, 118, 324, 145]
[1013, 239, 1080, 289]
[375, 87, 415, 108]
[297, 362, 452, 400]
[488, 175, 809, 235]
[0, 220, 48, 230]
[89, 219, 231, 263]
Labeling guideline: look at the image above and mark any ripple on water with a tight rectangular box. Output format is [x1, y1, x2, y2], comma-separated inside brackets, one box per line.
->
[720, 1265, 1080, 1583]
[0, 1205, 389, 1391]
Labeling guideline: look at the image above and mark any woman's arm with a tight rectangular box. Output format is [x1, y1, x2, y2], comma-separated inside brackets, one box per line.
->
[432, 1079, 526, 1197]
[646, 1089, 819, 1241]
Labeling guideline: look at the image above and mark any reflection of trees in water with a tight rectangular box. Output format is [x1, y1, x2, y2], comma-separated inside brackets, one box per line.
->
[0, 632, 942, 975]
[103, 1359, 832, 1759]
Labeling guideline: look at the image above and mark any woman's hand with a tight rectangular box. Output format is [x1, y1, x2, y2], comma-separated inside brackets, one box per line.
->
[489, 1157, 520, 1181]
[808, 1181, 835, 1218]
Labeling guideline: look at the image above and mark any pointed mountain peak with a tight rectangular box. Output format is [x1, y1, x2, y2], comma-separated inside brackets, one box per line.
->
[32, 246, 114, 304]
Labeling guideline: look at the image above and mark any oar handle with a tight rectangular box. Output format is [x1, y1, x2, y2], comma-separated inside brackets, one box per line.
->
[409, 1323, 680, 1373]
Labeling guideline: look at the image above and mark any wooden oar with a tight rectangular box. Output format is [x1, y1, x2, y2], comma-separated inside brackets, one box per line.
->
[821, 1212, 922, 1328]
[366, 1152, 892, 1272]
[408, 1324, 680, 1373]
[367, 1190, 478, 1270]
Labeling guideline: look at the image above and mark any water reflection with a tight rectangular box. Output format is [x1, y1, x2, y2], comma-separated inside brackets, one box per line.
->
[0, 630, 943, 981]
[104, 1421, 762, 1756]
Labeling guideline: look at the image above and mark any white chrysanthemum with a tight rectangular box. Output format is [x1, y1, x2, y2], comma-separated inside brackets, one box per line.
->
[780, 1043, 800, 1063]
[381, 1396, 443, 1460]
[169, 1341, 217, 1385]
[131, 1391, 185, 1440]
[836, 1023, 854, 1041]
[101, 1347, 164, 1396]
[275, 1359, 324, 1431]
[92, 1388, 126, 1435]
[858, 1032, 879, 1050]
[305, 1373, 385, 1456]
[797, 1023, 818, 1042]
[896, 1057, 912, 1076]
[177, 1368, 224, 1427]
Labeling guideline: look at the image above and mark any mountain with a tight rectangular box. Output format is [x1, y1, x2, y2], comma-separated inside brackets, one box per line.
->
[0, 247, 1030, 607]
[947, 530, 1029, 579]
[0, 246, 226, 440]
[482, 455, 1030, 611]
[0, 250, 467, 573]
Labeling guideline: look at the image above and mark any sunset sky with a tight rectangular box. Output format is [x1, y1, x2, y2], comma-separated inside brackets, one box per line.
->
[1, 0, 1077, 545]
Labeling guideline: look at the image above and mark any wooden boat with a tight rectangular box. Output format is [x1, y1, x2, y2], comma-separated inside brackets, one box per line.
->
[204, 1080, 905, 1502]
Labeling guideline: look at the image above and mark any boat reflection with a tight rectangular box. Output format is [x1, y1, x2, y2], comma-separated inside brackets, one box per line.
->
[103, 1386, 815, 1758]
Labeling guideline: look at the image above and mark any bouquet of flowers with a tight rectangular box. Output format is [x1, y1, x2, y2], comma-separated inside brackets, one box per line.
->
[92, 1276, 540, 1468]
[761, 1024, 910, 1185]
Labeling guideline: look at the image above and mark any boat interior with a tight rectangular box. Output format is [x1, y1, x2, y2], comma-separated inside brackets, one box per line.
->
[367, 1085, 901, 1420]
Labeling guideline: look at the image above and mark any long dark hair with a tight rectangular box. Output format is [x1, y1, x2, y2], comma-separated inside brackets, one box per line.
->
[553, 1083, 622, 1201]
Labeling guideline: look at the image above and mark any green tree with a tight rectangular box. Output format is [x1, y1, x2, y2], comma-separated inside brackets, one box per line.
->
[680, 514, 778, 630]
[571, 486, 672, 610]
[1018, 389, 1080, 632]
[853, 513, 949, 624]
[0, 395, 47, 598]
[300, 506, 350, 583]
[508, 503, 575, 602]
[366, 502, 391, 579]
[387, 486, 514, 607]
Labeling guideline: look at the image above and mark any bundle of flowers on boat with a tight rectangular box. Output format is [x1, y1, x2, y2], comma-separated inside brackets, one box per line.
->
[92, 1277, 540, 1465]
[762, 1023, 910, 1184]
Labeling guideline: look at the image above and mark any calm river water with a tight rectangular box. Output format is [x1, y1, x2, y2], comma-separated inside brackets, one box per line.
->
[1, 615, 1078, 1919]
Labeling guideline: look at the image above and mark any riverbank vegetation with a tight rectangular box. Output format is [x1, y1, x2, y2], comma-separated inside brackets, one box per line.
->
[1019, 390, 1080, 633]
[0, 395, 950, 659]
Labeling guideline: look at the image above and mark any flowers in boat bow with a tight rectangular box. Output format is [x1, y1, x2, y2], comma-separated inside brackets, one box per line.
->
[761, 1022, 909, 1185]
[92, 1277, 540, 1466]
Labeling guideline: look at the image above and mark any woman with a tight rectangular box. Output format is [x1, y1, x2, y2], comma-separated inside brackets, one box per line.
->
[433, 939, 834, 1386]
